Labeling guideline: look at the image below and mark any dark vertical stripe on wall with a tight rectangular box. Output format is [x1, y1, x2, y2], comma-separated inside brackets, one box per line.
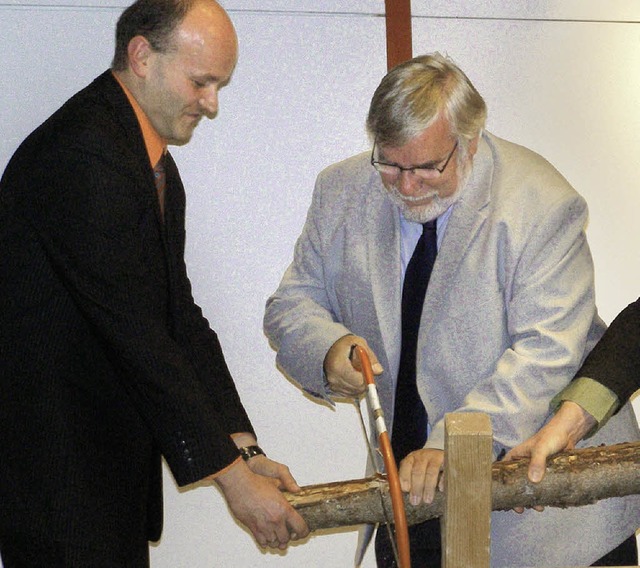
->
[385, 0, 413, 70]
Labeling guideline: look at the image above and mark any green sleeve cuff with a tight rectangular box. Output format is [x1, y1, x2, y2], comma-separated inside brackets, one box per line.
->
[550, 377, 620, 438]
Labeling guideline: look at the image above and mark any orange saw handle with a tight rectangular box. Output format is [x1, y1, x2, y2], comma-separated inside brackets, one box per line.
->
[352, 345, 411, 568]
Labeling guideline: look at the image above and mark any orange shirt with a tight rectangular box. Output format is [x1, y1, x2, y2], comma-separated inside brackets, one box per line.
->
[112, 72, 166, 168]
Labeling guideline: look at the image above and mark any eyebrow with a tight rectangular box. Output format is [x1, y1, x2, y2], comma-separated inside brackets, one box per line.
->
[191, 73, 232, 87]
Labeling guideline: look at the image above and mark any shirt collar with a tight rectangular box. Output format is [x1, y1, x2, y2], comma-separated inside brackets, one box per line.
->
[112, 72, 167, 168]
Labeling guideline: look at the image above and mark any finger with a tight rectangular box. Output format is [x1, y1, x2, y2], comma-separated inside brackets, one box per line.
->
[268, 538, 285, 550]
[255, 531, 269, 548]
[504, 440, 533, 462]
[512, 504, 545, 514]
[420, 463, 441, 505]
[503, 448, 519, 461]
[329, 376, 365, 397]
[258, 520, 288, 549]
[365, 346, 384, 375]
[287, 510, 310, 540]
[527, 446, 550, 484]
[324, 336, 361, 390]
[401, 452, 441, 505]
[340, 369, 366, 395]
[346, 370, 366, 394]
[274, 522, 291, 548]
[409, 459, 431, 506]
[398, 455, 414, 493]
[326, 373, 362, 397]
[327, 354, 366, 394]
[280, 473, 301, 493]
[274, 464, 301, 492]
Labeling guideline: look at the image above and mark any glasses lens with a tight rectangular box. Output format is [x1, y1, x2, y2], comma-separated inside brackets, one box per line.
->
[374, 163, 399, 176]
[412, 167, 440, 180]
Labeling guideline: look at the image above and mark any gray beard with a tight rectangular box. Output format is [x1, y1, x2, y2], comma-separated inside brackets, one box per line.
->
[387, 162, 472, 223]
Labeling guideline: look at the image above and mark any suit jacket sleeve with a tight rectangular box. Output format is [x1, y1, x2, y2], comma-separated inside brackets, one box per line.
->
[573, 298, 640, 403]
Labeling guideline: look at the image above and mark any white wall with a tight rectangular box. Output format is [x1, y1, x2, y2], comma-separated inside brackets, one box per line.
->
[1, 1, 638, 566]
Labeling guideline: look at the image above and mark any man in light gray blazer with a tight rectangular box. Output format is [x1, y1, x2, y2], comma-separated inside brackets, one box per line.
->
[264, 53, 640, 567]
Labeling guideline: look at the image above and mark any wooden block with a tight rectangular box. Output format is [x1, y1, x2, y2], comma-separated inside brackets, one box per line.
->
[443, 412, 493, 568]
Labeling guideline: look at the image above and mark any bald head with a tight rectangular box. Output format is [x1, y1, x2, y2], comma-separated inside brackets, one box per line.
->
[112, 0, 236, 72]
[175, 0, 238, 72]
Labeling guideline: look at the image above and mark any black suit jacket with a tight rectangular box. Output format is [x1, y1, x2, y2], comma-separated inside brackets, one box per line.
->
[0, 71, 253, 558]
[575, 297, 640, 403]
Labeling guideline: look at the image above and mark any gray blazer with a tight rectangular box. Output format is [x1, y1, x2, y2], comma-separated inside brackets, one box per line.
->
[264, 132, 639, 566]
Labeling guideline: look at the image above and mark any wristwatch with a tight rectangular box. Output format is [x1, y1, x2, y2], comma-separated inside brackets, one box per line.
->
[238, 445, 266, 461]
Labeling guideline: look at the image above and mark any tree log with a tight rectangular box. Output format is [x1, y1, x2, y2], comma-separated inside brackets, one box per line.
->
[285, 441, 640, 531]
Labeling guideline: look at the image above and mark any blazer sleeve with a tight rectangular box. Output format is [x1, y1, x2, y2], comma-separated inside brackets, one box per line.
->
[263, 166, 356, 401]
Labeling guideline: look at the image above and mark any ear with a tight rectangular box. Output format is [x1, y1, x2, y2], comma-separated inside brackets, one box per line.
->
[127, 35, 154, 78]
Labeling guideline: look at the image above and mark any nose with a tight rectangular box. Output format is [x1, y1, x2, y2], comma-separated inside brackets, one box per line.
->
[395, 170, 422, 196]
[199, 85, 219, 119]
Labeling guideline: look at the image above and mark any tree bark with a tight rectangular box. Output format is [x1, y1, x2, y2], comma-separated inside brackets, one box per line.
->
[285, 441, 640, 531]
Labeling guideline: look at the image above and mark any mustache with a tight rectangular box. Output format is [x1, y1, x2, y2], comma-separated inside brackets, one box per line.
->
[387, 185, 440, 203]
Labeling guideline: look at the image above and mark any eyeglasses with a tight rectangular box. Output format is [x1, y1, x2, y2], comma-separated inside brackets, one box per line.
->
[371, 140, 458, 181]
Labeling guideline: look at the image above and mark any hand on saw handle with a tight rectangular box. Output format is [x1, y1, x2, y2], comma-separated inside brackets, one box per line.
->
[323, 334, 383, 397]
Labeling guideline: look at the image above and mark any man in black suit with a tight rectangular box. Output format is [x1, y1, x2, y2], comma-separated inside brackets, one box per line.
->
[0, 1, 308, 565]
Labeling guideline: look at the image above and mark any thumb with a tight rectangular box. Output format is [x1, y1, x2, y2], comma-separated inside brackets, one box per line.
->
[280, 470, 302, 493]
[527, 449, 548, 484]
[366, 347, 384, 375]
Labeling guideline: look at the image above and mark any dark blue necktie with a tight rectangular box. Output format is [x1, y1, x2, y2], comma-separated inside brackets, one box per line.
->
[392, 220, 437, 463]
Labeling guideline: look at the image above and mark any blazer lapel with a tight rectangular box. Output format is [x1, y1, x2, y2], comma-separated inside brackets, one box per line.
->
[102, 71, 168, 230]
[366, 179, 403, 379]
[421, 136, 494, 335]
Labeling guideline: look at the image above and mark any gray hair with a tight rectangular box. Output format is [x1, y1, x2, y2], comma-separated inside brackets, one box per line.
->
[366, 53, 487, 152]
[111, 0, 197, 71]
